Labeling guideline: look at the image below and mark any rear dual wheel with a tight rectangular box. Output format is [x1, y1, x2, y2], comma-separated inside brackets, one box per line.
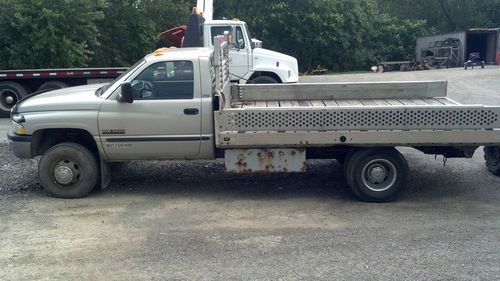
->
[0, 81, 28, 117]
[38, 81, 69, 91]
[484, 146, 500, 176]
[344, 148, 409, 202]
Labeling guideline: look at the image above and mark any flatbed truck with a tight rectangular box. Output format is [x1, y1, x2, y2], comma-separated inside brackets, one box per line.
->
[8, 35, 500, 202]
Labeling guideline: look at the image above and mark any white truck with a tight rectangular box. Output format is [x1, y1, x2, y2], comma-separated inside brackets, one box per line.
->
[8, 35, 500, 202]
[158, 14, 299, 84]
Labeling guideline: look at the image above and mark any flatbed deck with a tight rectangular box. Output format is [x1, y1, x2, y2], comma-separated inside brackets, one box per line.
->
[215, 83, 500, 148]
[210, 39, 500, 149]
[233, 97, 459, 108]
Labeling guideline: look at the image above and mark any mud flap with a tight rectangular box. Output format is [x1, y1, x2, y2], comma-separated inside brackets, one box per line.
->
[100, 158, 111, 189]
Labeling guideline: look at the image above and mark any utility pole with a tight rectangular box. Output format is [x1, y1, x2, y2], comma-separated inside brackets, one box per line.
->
[197, 0, 213, 21]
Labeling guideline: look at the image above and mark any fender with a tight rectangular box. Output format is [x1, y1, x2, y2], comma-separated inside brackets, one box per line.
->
[248, 64, 298, 84]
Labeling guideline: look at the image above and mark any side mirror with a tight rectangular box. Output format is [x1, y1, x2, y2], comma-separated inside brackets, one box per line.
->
[117, 82, 133, 103]
[251, 39, 262, 48]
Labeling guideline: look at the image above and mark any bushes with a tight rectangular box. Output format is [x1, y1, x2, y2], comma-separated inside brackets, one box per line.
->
[4, 0, 492, 72]
[214, 0, 428, 72]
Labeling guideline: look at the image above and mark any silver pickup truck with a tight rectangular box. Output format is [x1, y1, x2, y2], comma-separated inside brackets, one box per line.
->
[8, 35, 500, 202]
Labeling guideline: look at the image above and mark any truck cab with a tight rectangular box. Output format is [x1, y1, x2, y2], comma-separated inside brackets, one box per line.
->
[203, 20, 299, 84]
[160, 18, 299, 84]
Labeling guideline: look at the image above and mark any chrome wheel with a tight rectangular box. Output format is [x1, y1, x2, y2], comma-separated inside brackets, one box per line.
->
[361, 159, 397, 192]
[53, 160, 81, 186]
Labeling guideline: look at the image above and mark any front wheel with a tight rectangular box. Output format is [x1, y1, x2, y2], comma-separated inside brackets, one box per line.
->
[344, 148, 409, 202]
[248, 76, 278, 84]
[38, 143, 98, 198]
[484, 146, 500, 176]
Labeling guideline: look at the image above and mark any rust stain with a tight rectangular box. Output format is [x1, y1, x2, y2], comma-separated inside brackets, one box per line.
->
[227, 148, 306, 173]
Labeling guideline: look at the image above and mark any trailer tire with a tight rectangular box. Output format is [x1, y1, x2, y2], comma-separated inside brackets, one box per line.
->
[0, 81, 28, 117]
[38, 81, 69, 91]
[38, 142, 98, 198]
[249, 76, 278, 84]
[344, 148, 408, 202]
[484, 146, 500, 176]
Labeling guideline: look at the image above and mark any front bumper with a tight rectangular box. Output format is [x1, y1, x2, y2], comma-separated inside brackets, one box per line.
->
[7, 131, 32, 159]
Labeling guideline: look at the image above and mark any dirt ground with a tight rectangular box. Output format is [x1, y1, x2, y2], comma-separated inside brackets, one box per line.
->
[0, 66, 499, 280]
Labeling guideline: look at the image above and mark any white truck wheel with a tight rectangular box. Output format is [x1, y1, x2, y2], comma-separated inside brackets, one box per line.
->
[249, 76, 278, 84]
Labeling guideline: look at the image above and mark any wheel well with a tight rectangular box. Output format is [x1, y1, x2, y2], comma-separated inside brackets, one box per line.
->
[32, 128, 99, 157]
[248, 71, 282, 83]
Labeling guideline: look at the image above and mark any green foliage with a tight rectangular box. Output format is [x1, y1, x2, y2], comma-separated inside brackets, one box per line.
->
[215, 0, 427, 72]
[0, 0, 105, 69]
[138, 0, 192, 32]
[377, 0, 500, 32]
[91, 0, 157, 67]
[370, 16, 429, 62]
[0, 0, 496, 71]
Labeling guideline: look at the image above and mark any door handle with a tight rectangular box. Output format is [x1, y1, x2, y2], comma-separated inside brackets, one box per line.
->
[184, 108, 199, 115]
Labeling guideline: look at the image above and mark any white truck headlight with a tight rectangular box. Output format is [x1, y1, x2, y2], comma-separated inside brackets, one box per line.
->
[12, 121, 26, 135]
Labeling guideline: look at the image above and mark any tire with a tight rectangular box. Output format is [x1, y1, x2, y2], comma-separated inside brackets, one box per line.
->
[0, 81, 28, 117]
[38, 81, 69, 91]
[38, 142, 98, 198]
[344, 148, 409, 203]
[484, 146, 500, 176]
[249, 76, 278, 84]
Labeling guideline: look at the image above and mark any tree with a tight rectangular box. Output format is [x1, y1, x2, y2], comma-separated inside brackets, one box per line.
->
[377, 0, 500, 32]
[214, 0, 427, 72]
[138, 0, 192, 32]
[91, 0, 157, 67]
[0, 0, 105, 69]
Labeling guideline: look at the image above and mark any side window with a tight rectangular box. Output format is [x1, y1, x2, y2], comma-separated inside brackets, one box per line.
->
[132, 61, 194, 100]
[210, 26, 245, 49]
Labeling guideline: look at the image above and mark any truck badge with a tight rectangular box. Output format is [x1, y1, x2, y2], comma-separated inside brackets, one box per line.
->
[102, 129, 125, 135]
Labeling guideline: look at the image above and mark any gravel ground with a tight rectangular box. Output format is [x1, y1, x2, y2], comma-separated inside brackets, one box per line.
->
[1, 67, 499, 280]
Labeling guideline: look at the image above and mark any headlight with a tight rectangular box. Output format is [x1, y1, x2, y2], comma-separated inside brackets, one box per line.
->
[12, 121, 26, 135]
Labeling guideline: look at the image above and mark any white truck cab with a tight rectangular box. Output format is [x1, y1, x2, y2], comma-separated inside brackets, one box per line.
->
[203, 20, 299, 84]
[190, 0, 298, 83]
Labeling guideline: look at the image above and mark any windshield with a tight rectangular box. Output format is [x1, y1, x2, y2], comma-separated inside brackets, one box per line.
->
[96, 59, 145, 96]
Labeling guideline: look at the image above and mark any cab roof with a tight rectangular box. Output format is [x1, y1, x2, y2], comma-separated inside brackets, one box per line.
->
[144, 47, 213, 63]
[204, 19, 245, 25]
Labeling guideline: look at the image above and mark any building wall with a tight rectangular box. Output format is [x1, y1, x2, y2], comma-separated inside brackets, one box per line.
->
[416, 31, 466, 64]
[487, 28, 500, 64]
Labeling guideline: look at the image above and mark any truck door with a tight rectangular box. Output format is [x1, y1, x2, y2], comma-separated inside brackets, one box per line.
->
[210, 25, 250, 80]
[98, 60, 202, 160]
